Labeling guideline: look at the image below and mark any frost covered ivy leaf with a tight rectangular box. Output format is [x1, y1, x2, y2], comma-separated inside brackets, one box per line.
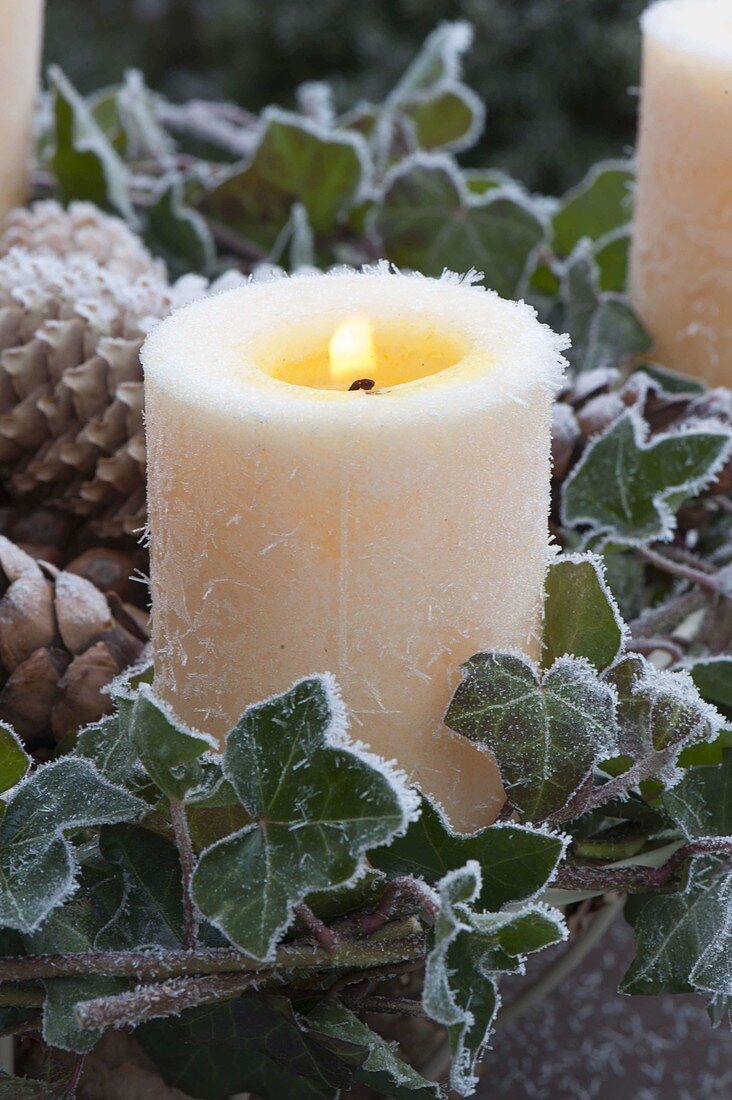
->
[370, 792, 565, 909]
[622, 857, 732, 998]
[146, 173, 215, 278]
[688, 657, 732, 722]
[552, 161, 634, 259]
[24, 826, 185, 1052]
[201, 107, 368, 251]
[138, 992, 361, 1100]
[375, 156, 544, 297]
[49, 67, 135, 224]
[0, 723, 30, 794]
[192, 675, 416, 961]
[445, 652, 617, 822]
[306, 1002, 441, 1099]
[662, 751, 732, 839]
[0, 758, 145, 933]
[128, 683, 222, 802]
[542, 554, 626, 671]
[560, 245, 650, 373]
[423, 862, 565, 1097]
[562, 407, 732, 545]
[604, 654, 721, 783]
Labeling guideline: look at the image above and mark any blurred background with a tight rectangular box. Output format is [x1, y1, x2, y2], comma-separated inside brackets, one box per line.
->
[44, 0, 646, 195]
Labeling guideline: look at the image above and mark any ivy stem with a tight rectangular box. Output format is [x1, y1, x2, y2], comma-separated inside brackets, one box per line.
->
[639, 545, 723, 595]
[294, 904, 337, 952]
[361, 877, 439, 935]
[0, 920, 424, 984]
[355, 995, 426, 1017]
[569, 744, 680, 820]
[627, 636, 685, 663]
[553, 838, 732, 893]
[75, 973, 259, 1031]
[169, 798, 198, 950]
[62, 1054, 85, 1097]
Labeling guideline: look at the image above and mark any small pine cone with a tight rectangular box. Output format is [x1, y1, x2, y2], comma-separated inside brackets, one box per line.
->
[0, 229, 245, 545]
[0, 534, 148, 746]
[0, 200, 163, 279]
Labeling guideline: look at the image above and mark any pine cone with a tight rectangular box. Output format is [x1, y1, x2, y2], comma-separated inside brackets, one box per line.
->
[1, 200, 163, 279]
[0, 534, 148, 746]
[0, 206, 244, 544]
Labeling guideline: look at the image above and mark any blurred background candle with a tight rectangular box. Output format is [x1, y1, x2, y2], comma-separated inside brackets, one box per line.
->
[630, 0, 732, 387]
[143, 271, 566, 833]
[0, 0, 44, 225]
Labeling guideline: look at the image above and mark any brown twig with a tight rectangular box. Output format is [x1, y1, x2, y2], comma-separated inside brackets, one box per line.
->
[294, 904, 337, 952]
[327, 958, 425, 1001]
[75, 972, 259, 1031]
[169, 799, 198, 950]
[552, 838, 732, 894]
[627, 636, 685, 663]
[63, 1054, 85, 1097]
[639, 545, 723, 595]
[355, 995, 426, 1017]
[0, 920, 425, 984]
[361, 877, 439, 935]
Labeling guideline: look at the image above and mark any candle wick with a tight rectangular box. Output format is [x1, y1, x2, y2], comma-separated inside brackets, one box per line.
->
[348, 378, 376, 392]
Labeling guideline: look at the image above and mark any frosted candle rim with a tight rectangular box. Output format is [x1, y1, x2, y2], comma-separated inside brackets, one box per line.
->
[642, 0, 732, 64]
[142, 268, 568, 422]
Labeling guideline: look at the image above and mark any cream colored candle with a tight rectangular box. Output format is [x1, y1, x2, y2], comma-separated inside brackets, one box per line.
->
[0, 1, 44, 225]
[143, 271, 566, 833]
[630, 0, 732, 386]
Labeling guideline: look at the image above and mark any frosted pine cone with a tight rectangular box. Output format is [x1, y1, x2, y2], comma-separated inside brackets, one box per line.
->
[0, 199, 163, 279]
[0, 535, 148, 745]
[0, 211, 245, 543]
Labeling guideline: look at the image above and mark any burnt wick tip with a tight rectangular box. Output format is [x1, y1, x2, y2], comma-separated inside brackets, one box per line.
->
[348, 378, 376, 392]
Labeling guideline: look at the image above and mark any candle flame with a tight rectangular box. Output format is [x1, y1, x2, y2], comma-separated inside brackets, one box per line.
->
[329, 315, 377, 387]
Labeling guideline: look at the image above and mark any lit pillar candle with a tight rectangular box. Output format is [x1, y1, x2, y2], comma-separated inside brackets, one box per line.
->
[142, 271, 566, 832]
[0, 0, 44, 224]
[630, 0, 732, 387]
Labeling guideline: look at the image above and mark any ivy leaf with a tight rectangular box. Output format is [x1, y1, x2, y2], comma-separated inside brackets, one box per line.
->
[128, 683, 219, 802]
[552, 161, 633, 257]
[622, 857, 732, 997]
[376, 156, 544, 297]
[423, 863, 565, 1096]
[542, 554, 626, 671]
[0, 724, 30, 793]
[192, 676, 416, 960]
[201, 107, 367, 251]
[688, 658, 732, 721]
[0, 758, 144, 933]
[0, 1078, 53, 1099]
[370, 793, 565, 909]
[146, 175, 215, 277]
[605, 654, 720, 777]
[139, 993, 360, 1100]
[405, 85, 484, 154]
[48, 67, 135, 223]
[562, 408, 732, 545]
[306, 1002, 441, 1099]
[76, 713, 143, 790]
[445, 653, 617, 821]
[663, 752, 732, 839]
[561, 246, 650, 373]
[97, 824, 185, 948]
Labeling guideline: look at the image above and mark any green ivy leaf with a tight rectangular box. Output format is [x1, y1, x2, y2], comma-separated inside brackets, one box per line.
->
[76, 713, 143, 790]
[146, 175, 215, 277]
[192, 676, 415, 960]
[688, 658, 732, 721]
[423, 863, 564, 1096]
[562, 409, 732, 545]
[663, 753, 732, 839]
[139, 993, 360, 1100]
[376, 157, 544, 296]
[370, 793, 565, 909]
[201, 107, 367, 251]
[0, 724, 30, 794]
[622, 857, 732, 997]
[405, 85, 484, 154]
[445, 653, 617, 821]
[97, 824, 185, 948]
[605, 655, 720, 774]
[48, 67, 135, 222]
[0, 759, 144, 933]
[561, 246, 650, 373]
[542, 554, 626, 671]
[0, 1078, 53, 1099]
[128, 684, 219, 802]
[306, 1002, 441, 1099]
[552, 161, 633, 257]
